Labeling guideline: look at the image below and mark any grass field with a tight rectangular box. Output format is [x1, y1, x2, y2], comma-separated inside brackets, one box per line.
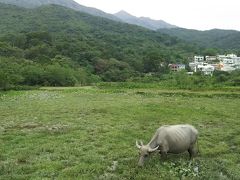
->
[0, 85, 240, 179]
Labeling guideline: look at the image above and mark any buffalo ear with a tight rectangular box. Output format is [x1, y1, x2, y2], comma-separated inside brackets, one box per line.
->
[136, 140, 141, 149]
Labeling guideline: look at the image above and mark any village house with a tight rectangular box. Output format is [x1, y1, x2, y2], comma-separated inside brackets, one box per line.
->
[205, 56, 217, 63]
[168, 64, 186, 71]
[218, 54, 240, 72]
[194, 55, 204, 62]
[189, 54, 240, 74]
[197, 63, 215, 76]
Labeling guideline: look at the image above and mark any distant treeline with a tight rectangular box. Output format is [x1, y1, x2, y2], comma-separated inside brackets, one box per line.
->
[0, 31, 239, 90]
[0, 4, 239, 90]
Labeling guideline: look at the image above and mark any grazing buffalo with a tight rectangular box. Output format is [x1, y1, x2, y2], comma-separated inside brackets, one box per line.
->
[136, 124, 198, 166]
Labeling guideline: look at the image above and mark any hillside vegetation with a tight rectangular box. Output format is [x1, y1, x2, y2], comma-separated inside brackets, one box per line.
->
[0, 4, 239, 90]
[158, 28, 240, 53]
[0, 3, 200, 89]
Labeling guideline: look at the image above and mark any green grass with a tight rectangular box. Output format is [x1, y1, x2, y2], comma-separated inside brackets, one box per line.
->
[0, 85, 240, 179]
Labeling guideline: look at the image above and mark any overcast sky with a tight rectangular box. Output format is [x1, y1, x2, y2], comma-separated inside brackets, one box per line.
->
[74, 0, 240, 31]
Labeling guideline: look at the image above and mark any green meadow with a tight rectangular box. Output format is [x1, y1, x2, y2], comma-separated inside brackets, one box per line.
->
[0, 84, 240, 179]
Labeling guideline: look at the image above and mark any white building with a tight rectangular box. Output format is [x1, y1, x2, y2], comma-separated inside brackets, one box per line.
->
[190, 54, 240, 74]
[197, 63, 215, 76]
[168, 64, 186, 71]
[227, 54, 237, 58]
[194, 56, 204, 63]
[232, 56, 240, 65]
[223, 58, 234, 64]
[205, 56, 217, 62]
[220, 64, 236, 72]
[218, 54, 240, 72]
[217, 55, 227, 60]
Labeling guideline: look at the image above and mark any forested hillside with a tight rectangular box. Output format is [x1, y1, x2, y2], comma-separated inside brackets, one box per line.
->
[158, 28, 240, 53]
[0, 3, 202, 89]
[2, 3, 239, 90]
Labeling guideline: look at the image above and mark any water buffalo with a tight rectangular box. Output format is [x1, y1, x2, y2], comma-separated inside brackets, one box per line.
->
[136, 124, 198, 166]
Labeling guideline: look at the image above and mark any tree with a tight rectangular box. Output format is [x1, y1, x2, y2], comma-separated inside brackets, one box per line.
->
[94, 58, 133, 81]
[0, 57, 24, 89]
[44, 63, 77, 86]
[202, 48, 218, 56]
[0, 42, 23, 58]
[143, 50, 164, 73]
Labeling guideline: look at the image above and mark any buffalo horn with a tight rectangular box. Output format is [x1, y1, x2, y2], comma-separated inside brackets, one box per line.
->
[148, 145, 159, 152]
[136, 140, 141, 149]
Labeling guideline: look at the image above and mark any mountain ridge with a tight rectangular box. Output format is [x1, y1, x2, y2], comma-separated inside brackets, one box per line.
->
[158, 28, 240, 50]
[0, 3, 192, 67]
[114, 10, 177, 30]
[0, 0, 177, 30]
[0, 0, 121, 21]
[0, 0, 239, 51]
[1, 0, 239, 32]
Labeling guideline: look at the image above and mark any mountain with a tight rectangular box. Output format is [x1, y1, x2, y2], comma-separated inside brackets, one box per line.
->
[158, 28, 240, 50]
[0, 0, 178, 30]
[0, 0, 120, 21]
[114, 10, 177, 30]
[1, 3, 239, 89]
[0, 3, 196, 77]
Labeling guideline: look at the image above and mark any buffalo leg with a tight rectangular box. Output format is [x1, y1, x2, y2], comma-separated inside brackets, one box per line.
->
[188, 146, 195, 159]
[159, 144, 168, 160]
[161, 151, 167, 159]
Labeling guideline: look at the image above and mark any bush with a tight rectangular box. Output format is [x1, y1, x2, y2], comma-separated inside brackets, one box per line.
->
[213, 71, 230, 83]
[0, 57, 24, 90]
[229, 70, 240, 86]
[22, 65, 45, 86]
[94, 58, 133, 82]
[0, 55, 102, 89]
[44, 64, 77, 86]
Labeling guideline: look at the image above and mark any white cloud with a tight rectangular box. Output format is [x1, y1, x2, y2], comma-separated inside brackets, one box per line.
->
[74, 0, 240, 30]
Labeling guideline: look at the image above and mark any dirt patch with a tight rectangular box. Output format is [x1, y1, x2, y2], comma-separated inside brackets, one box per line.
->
[46, 124, 69, 133]
[3, 122, 70, 134]
[20, 122, 42, 129]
